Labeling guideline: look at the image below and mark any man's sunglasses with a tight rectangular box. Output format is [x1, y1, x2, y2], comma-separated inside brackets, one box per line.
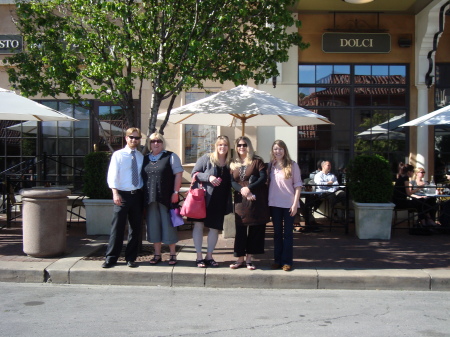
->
[128, 136, 141, 140]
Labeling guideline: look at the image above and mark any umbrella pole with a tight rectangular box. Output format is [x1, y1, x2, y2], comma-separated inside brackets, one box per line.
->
[242, 121, 245, 137]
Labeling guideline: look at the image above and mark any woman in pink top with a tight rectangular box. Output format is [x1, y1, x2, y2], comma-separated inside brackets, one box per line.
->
[268, 140, 302, 271]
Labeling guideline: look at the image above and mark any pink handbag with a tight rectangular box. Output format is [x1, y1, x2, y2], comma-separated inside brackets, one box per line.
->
[180, 173, 206, 219]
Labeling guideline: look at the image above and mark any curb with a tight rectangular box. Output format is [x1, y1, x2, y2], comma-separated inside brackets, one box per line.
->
[1, 243, 450, 291]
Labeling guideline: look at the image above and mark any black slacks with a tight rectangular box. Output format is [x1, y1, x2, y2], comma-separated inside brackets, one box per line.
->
[233, 224, 266, 257]
[105, 190, 143, 263]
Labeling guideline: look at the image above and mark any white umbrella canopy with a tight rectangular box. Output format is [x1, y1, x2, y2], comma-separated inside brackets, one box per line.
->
[157, 85, 333, 135]
[357, 113, 405, 140]
[399, 105, 450, 127]
[0, 87, 78, 121]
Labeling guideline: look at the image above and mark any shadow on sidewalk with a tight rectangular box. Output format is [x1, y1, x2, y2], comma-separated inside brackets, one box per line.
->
[1, 218, 450, 270]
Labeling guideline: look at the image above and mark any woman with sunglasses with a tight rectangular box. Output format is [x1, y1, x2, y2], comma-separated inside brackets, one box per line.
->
[191, 135, 232, 268]
[142, 132, 183, 265]
[411, 167, 428, 194]
[268, 140, 302, 271]
[410, 167, 437, 225]
[393, 164, 436, 227]
[229, 137, 269, 270]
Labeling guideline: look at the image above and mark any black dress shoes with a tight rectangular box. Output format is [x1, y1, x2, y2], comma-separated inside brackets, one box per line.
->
[102, 261, 116, 268]
[127, 261, 138, 268]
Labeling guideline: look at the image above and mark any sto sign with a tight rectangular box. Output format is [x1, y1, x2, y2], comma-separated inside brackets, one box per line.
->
[0, 35, 23, 54]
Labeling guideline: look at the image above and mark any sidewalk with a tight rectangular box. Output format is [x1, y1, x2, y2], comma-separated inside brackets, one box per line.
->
[1, 217, 450, 291]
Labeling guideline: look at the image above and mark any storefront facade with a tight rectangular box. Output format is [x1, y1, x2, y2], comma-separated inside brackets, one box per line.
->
[292, 0, 450, 181]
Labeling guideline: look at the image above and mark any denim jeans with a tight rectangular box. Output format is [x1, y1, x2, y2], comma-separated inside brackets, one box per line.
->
[270, 206, 294, 266]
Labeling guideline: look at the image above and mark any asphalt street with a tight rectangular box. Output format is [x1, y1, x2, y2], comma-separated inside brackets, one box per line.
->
[1, 283, 449, 337]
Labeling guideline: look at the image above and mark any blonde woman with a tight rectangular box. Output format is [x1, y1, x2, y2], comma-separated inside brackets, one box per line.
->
[410, 167, 437, 226]
[229, 137, 269, 270]
[410, 167, 427, 194]
[393, 164, 436, 227]
[268, 140, 302, 271]
[190, 136, 232, 268]
[142, 132, 183, 265]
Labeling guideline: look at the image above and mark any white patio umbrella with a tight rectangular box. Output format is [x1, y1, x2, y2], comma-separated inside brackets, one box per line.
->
[157, 85, 333, 136]
[0, 87, 78, 121]
[399, 105, 450, 127]
[357, 113, 405, 140]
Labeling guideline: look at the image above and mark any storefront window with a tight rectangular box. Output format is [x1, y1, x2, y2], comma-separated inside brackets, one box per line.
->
[0, 100, 90, 189]
[184, 91, 218, 164]
[298, 64, 408, 178]
[39, 101, 89, 186]
[98, 105, 126, 151]
[299, 64, 350, 84]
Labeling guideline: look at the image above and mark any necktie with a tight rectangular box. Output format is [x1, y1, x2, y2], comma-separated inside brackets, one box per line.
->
[131, 150, 139, 187]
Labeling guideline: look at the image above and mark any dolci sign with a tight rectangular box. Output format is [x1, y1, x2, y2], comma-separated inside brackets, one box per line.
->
[322, 33, 391, 53]
[0, 35, 23, 54]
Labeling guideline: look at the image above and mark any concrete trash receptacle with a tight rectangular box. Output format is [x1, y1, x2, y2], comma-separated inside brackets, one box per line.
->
[20, 188, 71, 257]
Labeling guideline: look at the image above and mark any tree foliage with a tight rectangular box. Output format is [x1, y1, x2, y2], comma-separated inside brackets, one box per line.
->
[6, 0, 308, 145]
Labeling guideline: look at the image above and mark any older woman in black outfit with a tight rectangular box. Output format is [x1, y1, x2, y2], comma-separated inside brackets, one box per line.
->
[142, 132, 183, 265]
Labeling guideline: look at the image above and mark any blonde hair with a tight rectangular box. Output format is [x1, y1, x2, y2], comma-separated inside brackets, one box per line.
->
[270, 139, 293, 179]
[413, 167, 425, 181]
[209, 135, 231, 167]
[230, 136, 256, 170]
[126, 127, 141, 137]
[147, 132, 166, 152]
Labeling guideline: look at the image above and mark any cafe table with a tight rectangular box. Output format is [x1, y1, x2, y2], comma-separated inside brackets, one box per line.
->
[300, 185, 349, 233]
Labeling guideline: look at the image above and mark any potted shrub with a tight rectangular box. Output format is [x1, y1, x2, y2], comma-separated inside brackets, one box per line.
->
[82, 151, 114, 235]
[346, 154, 395, 239]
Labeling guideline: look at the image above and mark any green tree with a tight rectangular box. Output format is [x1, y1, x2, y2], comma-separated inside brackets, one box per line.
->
[6, 0, 308, 150]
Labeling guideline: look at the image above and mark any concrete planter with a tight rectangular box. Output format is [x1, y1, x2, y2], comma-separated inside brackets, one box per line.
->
[82, 199, 114, 235]
[353, 201, 395, 240]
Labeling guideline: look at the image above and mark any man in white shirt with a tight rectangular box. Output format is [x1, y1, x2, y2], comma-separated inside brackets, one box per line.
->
[314, 160, 346, 209]
[102, 127, 144, 269]
[314, 161, 339, 193]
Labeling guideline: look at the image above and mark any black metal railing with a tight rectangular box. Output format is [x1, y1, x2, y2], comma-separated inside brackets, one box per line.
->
[1, 154, 86, 227]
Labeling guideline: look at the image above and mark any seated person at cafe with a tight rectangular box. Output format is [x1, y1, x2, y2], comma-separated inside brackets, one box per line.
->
[314, 160, 346, 209]
[393, 164, 436, 227]
[410, 167, 437, 221]
[296, 160, 346, 233]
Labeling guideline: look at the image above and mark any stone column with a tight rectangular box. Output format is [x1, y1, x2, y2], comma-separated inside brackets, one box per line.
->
[416, 84, 429, 176]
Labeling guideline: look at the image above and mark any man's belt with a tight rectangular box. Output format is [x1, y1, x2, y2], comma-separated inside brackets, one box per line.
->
[119, 189, 142, 194]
